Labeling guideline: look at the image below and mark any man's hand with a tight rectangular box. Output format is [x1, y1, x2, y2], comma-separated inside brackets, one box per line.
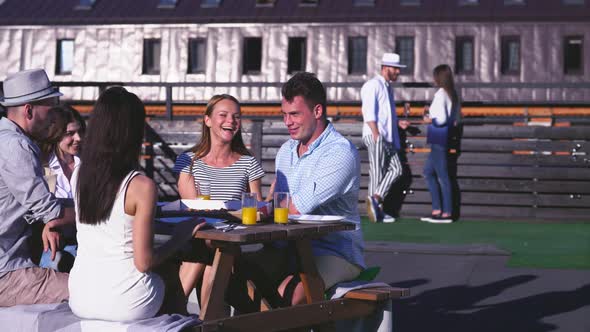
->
[398, 119, 410, 130]
[42, 221, 61, 261]
[372, 132, 379, 142]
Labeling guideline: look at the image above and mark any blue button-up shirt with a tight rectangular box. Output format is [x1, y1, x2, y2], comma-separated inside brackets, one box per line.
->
[275, 123, 365, 269]
[0, 117, 61, 277]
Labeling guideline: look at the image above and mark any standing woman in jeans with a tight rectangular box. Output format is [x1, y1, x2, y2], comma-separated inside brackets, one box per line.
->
[421, 64, 460, 224]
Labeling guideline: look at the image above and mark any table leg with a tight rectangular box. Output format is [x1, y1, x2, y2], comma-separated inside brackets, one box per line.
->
[294, 238, 325, 304]
[200, 244, 239, 320]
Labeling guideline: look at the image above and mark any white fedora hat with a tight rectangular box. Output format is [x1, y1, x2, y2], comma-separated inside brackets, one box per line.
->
[381, 53, 406, 68]
[0, 69, 63, 107]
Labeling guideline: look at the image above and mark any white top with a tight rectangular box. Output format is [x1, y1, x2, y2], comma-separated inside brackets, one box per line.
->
[429, 88, 452, 126]
[360, 75, 396, 143]
[173, 152, 265, 201]
[68, 169, 164, 322]
[47, 153, 80, 199]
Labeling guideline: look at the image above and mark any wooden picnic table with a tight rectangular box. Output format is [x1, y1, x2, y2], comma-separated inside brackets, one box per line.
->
[193, 221, 356, 321]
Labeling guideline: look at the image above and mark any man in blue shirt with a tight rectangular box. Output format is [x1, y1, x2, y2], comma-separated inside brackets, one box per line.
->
[272, 72, 365, 305]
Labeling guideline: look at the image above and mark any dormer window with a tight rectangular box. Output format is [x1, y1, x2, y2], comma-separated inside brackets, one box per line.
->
[401, 0, 421, 6]
[76, 0, 96, 10]
[300, 0, 319, 6]
[353, 0, 375, 6]
[157, 0, 178, 9]
[201, 0, 222, 7]
[256, 0, 276, 7]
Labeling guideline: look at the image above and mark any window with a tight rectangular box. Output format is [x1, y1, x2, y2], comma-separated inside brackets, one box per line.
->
[458, 0, 479, 5]
[255, 0, 275, 7]
[142, 39, 161, 75]
[201, 0, 222, 7]
[400, 0, 421, 6]
[504, 0, 525, 5]
[562, 0, 585, 5]
[501, 36, 520, 74]
[287, 37, 306, 74]
[157, 0, 177, 8]
[564, 36, 583, 75]
[347, 37, 367, 75]
[395, 36, 415, 75]
[455, 36, 474, 75]
[300, 0, 319, 6]
[56, 39, 74, 75]
[353, 0, 375, 6]
[75, 0, 96, 10]
[188, 38, 206, 74]
[243, 37, 262, 74]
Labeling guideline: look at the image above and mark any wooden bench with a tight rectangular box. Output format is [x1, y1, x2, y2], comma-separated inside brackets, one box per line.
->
[194, 285, 410, 332]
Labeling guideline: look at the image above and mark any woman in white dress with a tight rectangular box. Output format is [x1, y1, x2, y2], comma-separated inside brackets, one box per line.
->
[68, 87, 207, 321]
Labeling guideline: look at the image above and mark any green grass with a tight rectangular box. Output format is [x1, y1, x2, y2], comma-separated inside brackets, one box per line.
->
[361, 218, 590, 270]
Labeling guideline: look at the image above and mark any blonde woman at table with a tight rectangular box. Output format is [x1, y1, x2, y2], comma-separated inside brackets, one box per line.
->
[68, 87, 208, 321]
[174, 94, 264, 202]
[173, 94, 265, 298]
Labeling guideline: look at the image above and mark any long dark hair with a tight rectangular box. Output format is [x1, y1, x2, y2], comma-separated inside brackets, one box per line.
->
[77, 87, 146, 225]
[39, 104, 85, 163]
[433, 64, 458, 106]
[190, 94, 250, 159]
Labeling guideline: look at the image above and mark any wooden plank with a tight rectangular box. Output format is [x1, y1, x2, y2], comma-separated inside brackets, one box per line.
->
[197, 298, 379, 332]
[343, 287, 410, 301]
[402, 190, 537, 206]
[200, 245, 239, 321]
[406, 177, 590, 194]
[404, 137, 589, 153]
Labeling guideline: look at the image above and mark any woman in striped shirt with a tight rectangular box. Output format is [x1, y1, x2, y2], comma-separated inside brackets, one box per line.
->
[173, 94, 265, 299]
[174, 94, 264, 202]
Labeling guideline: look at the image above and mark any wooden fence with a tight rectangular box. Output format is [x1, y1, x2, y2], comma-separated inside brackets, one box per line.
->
[144, 115, 590, 222]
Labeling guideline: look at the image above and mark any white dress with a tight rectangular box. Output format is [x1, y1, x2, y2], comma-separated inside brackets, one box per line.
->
[68, 169, 165, 321]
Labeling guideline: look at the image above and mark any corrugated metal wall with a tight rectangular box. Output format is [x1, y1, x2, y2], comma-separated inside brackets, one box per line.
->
[0, 22, 588, 103]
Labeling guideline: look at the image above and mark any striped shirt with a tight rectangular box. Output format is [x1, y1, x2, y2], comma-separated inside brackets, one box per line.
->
[173, 152, 265, 202]
[275, 123, 366, 269]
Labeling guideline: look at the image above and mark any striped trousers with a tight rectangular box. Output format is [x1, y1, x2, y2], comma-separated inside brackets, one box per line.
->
[363, 135, 403, 199]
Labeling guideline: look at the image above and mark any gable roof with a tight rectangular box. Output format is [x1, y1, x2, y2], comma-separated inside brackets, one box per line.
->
[0, 0, 588, 26]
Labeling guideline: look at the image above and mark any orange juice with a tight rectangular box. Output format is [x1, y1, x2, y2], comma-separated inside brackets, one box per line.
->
[274, 207, 289, 224]
[196, 195, 211, 200]
[242, 207, 257, 225]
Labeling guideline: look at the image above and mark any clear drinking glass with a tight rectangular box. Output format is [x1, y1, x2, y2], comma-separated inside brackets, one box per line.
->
[241, 192, 258, 225]
[196, 181, 211, 200]
[273, 192, 290, 224]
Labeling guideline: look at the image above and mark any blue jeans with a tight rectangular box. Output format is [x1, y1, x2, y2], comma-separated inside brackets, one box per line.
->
[39, 244, 77, 272]
[423, 144, 452, 214]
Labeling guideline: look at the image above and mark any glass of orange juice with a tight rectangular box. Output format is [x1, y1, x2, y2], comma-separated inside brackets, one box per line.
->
[241, 192, 258, 225]
[273, 192, 290, 224]
[196, 181, 211, 200]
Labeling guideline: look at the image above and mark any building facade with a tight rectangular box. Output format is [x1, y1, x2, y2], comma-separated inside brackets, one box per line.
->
[1, 0, 589, 105]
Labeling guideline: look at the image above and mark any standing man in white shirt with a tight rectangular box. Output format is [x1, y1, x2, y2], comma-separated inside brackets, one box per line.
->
[361, 53, 410, 223]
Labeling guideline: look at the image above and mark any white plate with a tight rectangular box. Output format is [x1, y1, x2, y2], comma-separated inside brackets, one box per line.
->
[288, 214, 345, 224]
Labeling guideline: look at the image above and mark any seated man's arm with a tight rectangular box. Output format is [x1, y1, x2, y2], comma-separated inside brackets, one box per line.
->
[2, 138, 70, 259]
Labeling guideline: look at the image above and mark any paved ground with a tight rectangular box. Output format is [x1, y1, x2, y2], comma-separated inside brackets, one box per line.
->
[364, 242, 590, 332]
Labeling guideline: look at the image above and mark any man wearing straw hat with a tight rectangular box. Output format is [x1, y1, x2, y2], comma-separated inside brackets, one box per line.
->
[361, 53, 410, 223]
[0, 69, 75, 306]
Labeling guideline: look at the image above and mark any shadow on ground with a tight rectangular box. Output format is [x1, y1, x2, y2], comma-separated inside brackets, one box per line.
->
[390, 276, 590, 332]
